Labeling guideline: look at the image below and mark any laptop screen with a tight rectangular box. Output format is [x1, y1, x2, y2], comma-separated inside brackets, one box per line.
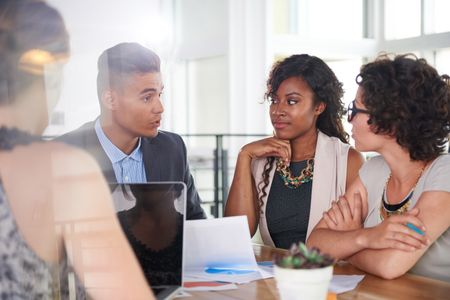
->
[109, 182, 185, 298]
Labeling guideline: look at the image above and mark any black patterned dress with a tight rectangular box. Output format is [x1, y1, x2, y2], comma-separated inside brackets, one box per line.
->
[0, 127, 83, 299]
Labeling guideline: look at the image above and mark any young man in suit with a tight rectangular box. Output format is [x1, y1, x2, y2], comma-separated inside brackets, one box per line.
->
[58, 42, 206, 220]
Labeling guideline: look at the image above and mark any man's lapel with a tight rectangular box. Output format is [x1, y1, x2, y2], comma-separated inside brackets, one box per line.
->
[142, 137, 161, 181]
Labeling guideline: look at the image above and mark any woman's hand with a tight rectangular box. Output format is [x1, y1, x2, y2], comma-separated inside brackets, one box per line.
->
[359, 208, 430, 251]
[323, 193, 364, 231]
[239, 137, 291, 163]
[322, 194, 429, 252]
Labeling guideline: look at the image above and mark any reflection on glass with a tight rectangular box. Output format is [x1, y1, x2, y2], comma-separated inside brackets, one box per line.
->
[110, 183, 185, 289]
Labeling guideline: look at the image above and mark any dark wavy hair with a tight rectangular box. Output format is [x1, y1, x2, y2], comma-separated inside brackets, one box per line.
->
[97, 42, 160, 100]
[357, 53, 450, 161]
[257, 54, 348, 214]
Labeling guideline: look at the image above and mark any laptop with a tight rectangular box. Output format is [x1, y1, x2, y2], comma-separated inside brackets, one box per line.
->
[109, 182, 186, 300]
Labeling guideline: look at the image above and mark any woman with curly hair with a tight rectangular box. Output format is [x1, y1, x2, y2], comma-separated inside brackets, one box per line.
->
[307, 54, 450, 282]
[225, 54, 364, 249]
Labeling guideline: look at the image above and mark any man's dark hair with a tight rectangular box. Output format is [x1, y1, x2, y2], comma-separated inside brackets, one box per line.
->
[96, 42, 160, 99]
[357, 53, 450, 161]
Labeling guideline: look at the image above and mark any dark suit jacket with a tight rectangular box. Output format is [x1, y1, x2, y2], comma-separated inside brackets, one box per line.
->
[57, 121, 206, 220]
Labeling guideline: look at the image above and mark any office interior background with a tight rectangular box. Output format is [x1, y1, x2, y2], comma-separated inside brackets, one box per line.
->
[47, 0, 450, 217]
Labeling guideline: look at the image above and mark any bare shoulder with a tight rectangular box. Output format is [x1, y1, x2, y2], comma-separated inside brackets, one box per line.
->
[345, 175, 367, 200]
[347, 147, 365, 169]
[41, 140, 107, 184]
[40, 141, 114, 219]
[345, 175, 370, 218]
[1, 141, 101, 183]
[40, 140, 102, 174]
[8, 140, 100, 170]
[346, 147, 365, 188]
[0, 141, 113, 223]
[15, 141, 111, 210]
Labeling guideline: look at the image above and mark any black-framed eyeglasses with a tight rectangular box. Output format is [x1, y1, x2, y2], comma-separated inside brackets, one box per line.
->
[347, 100, 370, 122]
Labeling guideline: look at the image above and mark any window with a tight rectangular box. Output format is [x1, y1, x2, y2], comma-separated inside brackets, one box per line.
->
[435, 48, 450, 75]
[273, 0, 363, 38]
[424, 0, 450, 34]
[385, 0, 421, 40]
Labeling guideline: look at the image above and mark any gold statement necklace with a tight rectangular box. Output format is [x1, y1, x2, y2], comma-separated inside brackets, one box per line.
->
[275, 156, 314, 189]
[379, 165, 426, 220]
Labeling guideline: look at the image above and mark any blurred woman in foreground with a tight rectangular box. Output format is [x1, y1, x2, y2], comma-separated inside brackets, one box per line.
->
[0, 0, 154, 298]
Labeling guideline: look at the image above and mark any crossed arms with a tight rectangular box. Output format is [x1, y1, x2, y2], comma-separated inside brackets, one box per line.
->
[306, 176, 450, 279]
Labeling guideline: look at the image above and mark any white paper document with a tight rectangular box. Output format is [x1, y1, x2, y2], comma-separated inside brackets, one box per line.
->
[184, 216, 273, 284]
[329, 275, 365, 294]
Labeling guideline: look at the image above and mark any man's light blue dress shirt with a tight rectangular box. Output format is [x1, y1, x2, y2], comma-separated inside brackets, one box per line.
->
[94, 119, 147, 183]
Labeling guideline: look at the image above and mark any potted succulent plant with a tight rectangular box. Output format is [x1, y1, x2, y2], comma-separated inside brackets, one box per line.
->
[274, 242, 335, 300]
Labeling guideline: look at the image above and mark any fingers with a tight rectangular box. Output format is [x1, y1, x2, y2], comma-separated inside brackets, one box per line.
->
[269, 138, 291, 163]
[333, 200, 345, 224]
[245, 138, 291, 161]
[287, 145, 292, 163]
[367, 226, 428, 251]
[402, 223, 429, 246]
[280, 140, 291, 163]
[326, 207, 338, 225]
[387, 240, 419, 252]
[337, 196, 353, 221]
[276, 139, 291, 162]
[353, 192, 363, 222]
[390, 214, 427, 234]
[323, 212, 337, 229]
[371, 219, 430, 252]
[387, 234, 427, 251]
[324, 198, 361, 231]
[329, 201, 344, 224]
[278, 145, 290, 163]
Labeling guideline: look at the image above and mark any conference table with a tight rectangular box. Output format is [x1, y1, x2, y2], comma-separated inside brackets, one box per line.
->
[188, 244, 450, 300]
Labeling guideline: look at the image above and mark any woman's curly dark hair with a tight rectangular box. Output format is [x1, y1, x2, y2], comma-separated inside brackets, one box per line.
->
[265, 54, 348, 143]
[357, 53, 450, 162]
[257, 54, 348, 214]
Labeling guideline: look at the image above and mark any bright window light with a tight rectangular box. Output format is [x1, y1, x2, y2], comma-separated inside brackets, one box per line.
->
[385, 0, 421, 40]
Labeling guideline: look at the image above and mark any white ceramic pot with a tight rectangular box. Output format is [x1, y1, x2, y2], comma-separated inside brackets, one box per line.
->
[274, 265, 333, 300]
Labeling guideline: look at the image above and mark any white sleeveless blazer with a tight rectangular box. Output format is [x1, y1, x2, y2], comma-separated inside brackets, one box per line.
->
[251, 131, 351, 247]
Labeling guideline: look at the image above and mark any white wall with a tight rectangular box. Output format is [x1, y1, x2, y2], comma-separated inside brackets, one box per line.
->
[175, 0, 228, 60]
[45, 0, 450, 139]
[46, 0, 165, 135]
[187, 56, 229, 134]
